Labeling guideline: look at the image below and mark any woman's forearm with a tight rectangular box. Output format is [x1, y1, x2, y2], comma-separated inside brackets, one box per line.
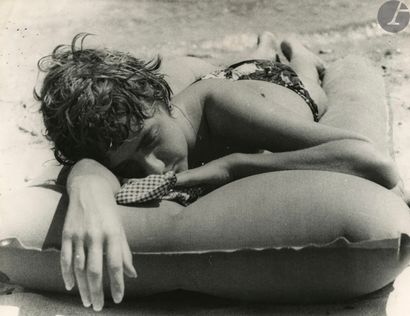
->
[66, 159, 121, 195]
[62, 158, 137, 310]
[230, 139, 400, 189]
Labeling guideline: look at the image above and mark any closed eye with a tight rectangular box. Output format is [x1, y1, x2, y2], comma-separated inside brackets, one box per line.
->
[110, 126, 160, 177]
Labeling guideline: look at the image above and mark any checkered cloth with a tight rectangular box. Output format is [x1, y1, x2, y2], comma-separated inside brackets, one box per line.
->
[115, 171, 203, 206]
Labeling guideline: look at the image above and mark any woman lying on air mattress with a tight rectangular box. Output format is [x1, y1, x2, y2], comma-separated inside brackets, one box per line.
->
[1, 32, 409, 312]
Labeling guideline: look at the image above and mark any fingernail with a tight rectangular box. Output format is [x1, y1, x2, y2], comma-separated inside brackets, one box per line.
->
[93, 303, 103, 312]
[81, 296, 91, 308]
[65, 282, 74, 291]
[113, 292, 123, 304]
[132, 267, 138, 278]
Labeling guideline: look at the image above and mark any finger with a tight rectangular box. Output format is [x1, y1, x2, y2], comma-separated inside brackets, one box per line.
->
[176, 169, 203, 187]
[73, 239, 91, 308]
[86, 237, 104, 311]
[121, 231, 137, 279]
[106, 236, 124, 303]
[60, 233, 74, 291]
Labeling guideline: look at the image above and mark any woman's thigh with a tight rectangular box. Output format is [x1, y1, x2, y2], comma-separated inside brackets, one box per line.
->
[321, 55, 407, 199]
[321, 55, 389, 154]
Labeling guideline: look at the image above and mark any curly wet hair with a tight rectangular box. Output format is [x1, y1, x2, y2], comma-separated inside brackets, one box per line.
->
[35, 33, 172, 165]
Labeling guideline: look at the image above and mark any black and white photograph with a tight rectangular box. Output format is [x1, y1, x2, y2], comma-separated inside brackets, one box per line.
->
[1, 0, 410, 315]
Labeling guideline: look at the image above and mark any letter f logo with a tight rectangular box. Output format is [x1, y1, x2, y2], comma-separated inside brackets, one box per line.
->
[387, 1, 410, 25]
[378, 1, 410, 32]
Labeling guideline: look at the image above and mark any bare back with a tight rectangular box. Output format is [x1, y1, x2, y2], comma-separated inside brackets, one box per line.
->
[172, 79, 326, 168]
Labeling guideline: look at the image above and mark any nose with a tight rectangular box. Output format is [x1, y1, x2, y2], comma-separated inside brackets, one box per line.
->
[142, 153, 165, 175]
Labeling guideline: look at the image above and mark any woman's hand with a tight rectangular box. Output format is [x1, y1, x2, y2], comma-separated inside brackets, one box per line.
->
[61, 175, 137, 311]
[176, 155, 235, 188]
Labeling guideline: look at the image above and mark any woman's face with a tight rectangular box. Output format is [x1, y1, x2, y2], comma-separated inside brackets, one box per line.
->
[106, 108, 189, 178]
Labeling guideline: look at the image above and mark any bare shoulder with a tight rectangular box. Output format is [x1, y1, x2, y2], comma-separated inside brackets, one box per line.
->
[171, 79, 228, 116]
[178, 79, 321, 151]
[173, 79, 254, 109]
[170, 79, 220, 134]
[172, 79, 255, 120]
[160, 57, 219, 94]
